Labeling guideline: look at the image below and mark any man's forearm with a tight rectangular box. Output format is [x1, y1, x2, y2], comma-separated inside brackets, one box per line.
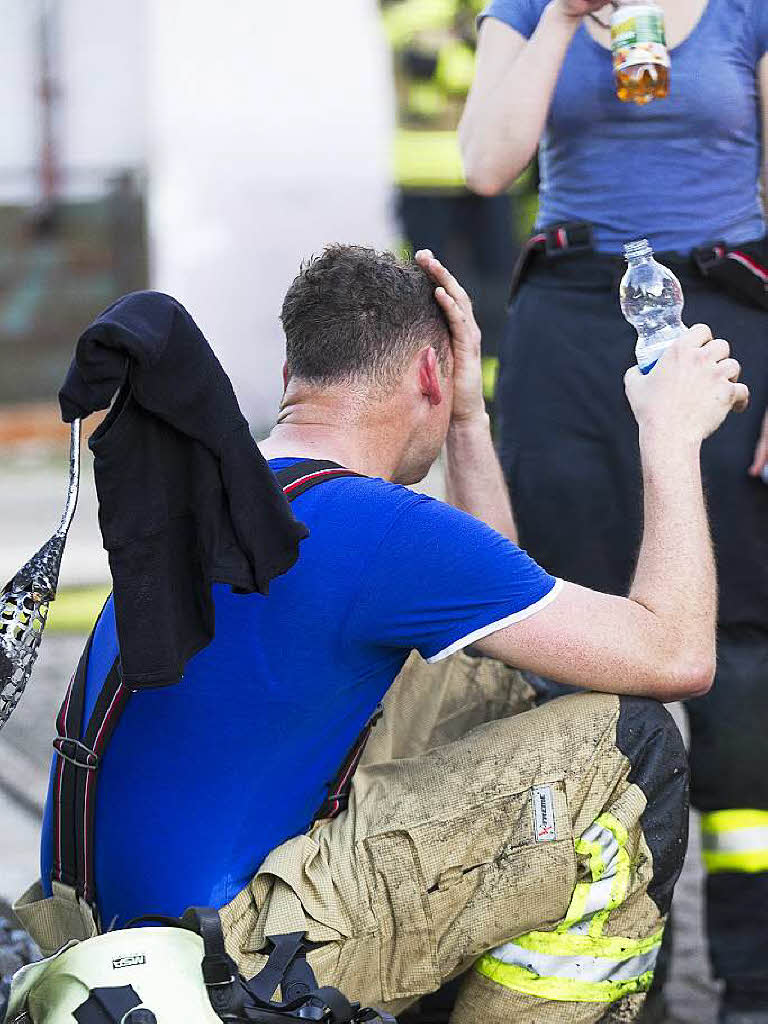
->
[444, 413, 517, 541]
[629, 429, 716, 683]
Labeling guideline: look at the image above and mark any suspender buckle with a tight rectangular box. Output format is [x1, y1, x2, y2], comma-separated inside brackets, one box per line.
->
[53, 736, 99, 770]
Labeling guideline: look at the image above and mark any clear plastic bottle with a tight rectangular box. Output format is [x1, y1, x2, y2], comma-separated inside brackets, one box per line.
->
[610, 2, 670, 105]
[620, 238, 686, 373]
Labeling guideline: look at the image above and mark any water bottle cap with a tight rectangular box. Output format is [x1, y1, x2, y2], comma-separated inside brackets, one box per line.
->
[624, 238, 653, 261]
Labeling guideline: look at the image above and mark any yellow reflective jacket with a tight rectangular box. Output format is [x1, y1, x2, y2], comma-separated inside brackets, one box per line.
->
[381, 0, 484, 189]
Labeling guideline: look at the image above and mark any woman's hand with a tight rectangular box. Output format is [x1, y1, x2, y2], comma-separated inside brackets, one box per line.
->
[552, 0, 615, 21]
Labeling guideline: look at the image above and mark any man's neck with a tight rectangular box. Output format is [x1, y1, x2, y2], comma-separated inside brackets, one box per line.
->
[259, 388, 406, 481]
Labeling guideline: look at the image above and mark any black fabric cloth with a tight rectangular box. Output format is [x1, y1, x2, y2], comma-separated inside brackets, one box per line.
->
[59, 290, 309, 690]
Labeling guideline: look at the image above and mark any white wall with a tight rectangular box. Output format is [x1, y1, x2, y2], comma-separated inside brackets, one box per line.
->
[1, 0, 397, 425]
[147, 0, 397, 427]
[0, 3, 38, 199]
[0, 0, 147, 202]
[58, 0, 148, 190]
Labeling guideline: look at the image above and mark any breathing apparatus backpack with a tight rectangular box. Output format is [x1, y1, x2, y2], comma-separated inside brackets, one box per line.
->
[3, 907, 395, 1023]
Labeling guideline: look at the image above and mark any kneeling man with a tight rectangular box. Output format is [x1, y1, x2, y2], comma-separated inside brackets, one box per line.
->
[22, 247, 747, 1023]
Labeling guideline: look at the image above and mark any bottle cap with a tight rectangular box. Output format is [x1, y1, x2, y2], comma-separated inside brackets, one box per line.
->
[624, 238, 653, 261]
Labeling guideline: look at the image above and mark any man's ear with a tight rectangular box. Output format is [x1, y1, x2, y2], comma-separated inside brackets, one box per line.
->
[282, 361, 290, 390]
[418, 347, 443, 407]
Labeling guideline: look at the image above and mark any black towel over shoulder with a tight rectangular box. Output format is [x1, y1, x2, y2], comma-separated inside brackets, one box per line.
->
[59, 290, 309, 690]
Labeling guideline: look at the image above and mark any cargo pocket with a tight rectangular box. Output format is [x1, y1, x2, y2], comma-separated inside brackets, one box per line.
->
[239, 834, 352, 947]
[431, 783, 575, 979]
[227, 834, 353, 989]
[362, 830, 442, 1001]
[362, 782, 574, 999]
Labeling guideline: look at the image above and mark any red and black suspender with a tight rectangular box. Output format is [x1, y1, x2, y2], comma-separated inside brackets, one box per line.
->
[50, 459, 368, 915]
[52, 642, 130, 904]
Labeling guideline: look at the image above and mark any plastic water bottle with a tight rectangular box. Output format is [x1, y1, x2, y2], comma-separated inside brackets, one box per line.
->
[620, 238, 686, 373]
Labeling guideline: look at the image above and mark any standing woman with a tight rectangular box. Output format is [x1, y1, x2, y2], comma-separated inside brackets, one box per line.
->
[460, 1, 768, 1022]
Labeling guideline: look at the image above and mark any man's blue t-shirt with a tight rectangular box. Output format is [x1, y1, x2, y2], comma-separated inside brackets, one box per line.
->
[41, 460, 560, 926]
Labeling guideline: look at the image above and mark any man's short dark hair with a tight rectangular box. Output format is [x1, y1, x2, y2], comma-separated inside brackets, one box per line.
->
[280, 245, 450, 389]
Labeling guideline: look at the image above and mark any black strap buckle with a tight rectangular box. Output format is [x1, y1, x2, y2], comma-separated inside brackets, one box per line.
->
[53, 736, 99, 770]
[179, 907, 238, 987]
[691, 240, 727, 276]
[73, 984, 145, 1024]
[246, 932, 309, 1003]
[543, 221, 594, 259]
[177, 910, 398, 1023]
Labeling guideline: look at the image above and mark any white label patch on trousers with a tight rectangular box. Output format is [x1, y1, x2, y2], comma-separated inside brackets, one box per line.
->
[532, 785, 557, 842]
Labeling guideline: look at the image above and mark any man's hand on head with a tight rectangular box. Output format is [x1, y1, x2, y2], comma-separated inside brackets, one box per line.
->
[625, 324, 749, 449]
[416, 250, 517, 539]
[415, 250, 486, 426]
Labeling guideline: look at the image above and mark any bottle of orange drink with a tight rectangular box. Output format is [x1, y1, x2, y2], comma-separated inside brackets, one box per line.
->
[610, 2, 670, 105]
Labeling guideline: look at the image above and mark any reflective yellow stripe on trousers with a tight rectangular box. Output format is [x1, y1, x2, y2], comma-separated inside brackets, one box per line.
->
[475, 813, 662, 1003]
[701, 809, 768, 874]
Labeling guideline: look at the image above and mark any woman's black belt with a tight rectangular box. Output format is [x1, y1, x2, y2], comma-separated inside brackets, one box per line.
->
[510, 220, 768, 311]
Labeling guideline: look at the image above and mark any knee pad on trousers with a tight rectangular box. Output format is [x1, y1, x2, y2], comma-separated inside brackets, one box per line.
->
[615, 697, 689, 915]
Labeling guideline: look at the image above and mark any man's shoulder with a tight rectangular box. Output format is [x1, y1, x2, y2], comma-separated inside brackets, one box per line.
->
[336, 474, 463, 519]
[312, 472, 457, 533]
[271, 458, 449, 518]
[269, 458, 483, 553]
[323, 475, 507, 560]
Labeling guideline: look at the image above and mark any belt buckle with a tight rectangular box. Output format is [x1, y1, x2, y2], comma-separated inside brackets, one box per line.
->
[544, 222, 594, 260]
[692, 240, 727, 275]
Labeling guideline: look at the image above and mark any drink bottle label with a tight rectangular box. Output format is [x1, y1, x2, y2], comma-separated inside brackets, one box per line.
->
[611, 6, 670, 72]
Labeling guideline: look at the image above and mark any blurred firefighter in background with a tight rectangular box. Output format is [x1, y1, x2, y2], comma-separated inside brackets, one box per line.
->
[380, 0, 522, 400]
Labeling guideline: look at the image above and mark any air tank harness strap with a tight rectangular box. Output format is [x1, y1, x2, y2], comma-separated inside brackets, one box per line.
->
[51, 636, 129, 906]
[49, 459, 362, 921]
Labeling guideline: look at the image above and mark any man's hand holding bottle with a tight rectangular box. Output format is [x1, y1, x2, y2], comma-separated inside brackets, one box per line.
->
[625, 325, 749, 448]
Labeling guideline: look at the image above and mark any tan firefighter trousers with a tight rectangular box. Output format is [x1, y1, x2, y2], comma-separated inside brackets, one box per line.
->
[221, 652, 689, 1024]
